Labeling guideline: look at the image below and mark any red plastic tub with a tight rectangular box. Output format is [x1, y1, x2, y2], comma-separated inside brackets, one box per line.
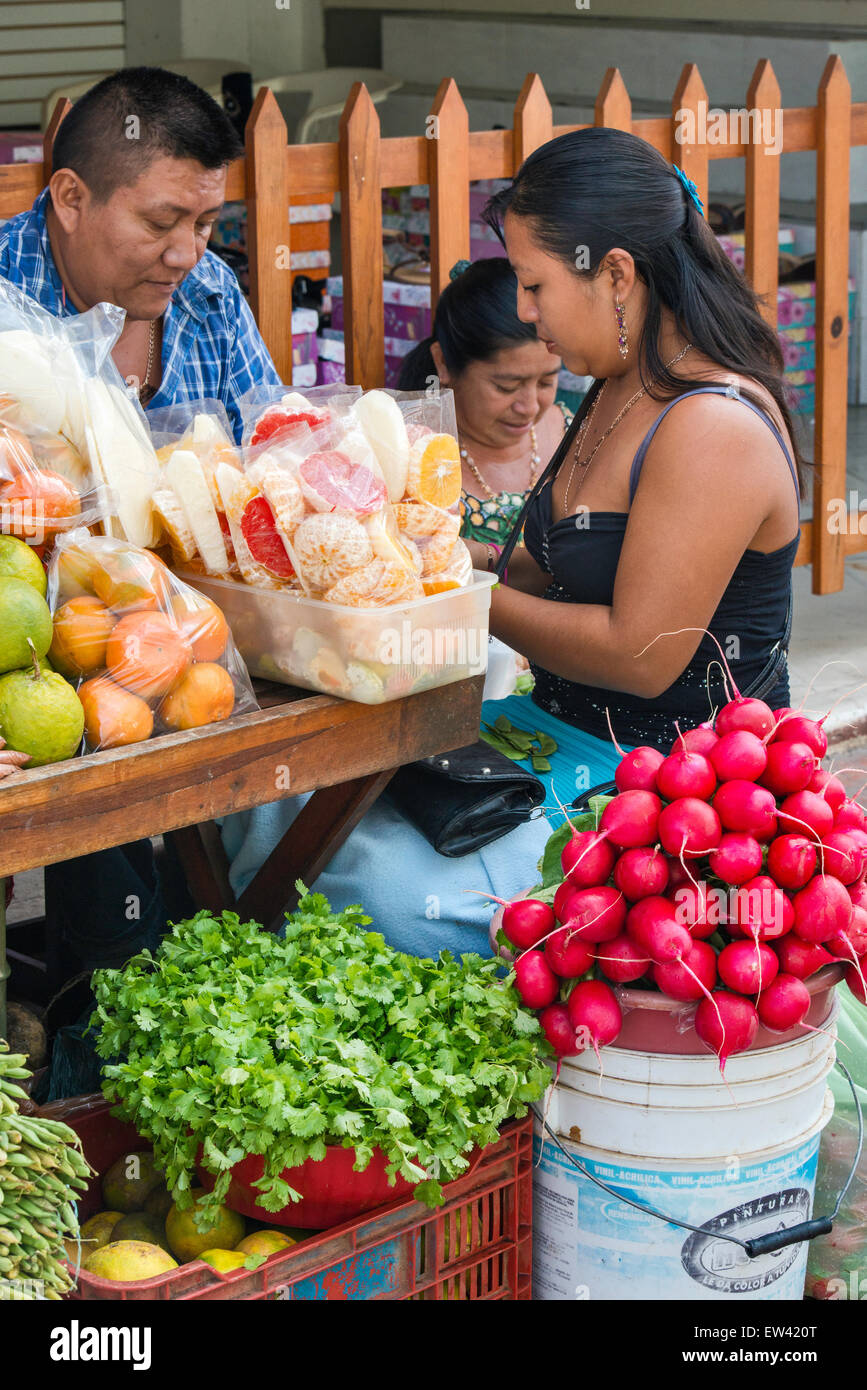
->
[611, 962, 844, 1054]
[195, 1142, 416, 1228]
[194, 1138, 485, 1228]
[42, 1096, 533, 1301]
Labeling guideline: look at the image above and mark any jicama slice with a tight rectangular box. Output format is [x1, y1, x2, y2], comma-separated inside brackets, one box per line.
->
[83, 379, 159, 547]
[164, 450, 228, 574]
[153, 486, 197, 563]
[353, 390, 409, 501]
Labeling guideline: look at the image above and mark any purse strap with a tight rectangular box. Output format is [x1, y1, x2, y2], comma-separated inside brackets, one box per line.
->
[494, 379, 604, 580]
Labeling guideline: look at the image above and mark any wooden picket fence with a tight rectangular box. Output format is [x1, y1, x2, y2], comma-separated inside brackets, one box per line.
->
[1, 59, 866, 593]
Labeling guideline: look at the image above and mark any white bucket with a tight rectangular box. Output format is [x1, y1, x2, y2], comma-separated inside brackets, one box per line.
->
[533, 999, 837, 1301]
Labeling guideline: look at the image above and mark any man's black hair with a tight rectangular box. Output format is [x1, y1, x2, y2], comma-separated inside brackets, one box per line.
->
[51, 66, 244, 201]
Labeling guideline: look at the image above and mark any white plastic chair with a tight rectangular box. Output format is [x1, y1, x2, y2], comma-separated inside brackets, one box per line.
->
[40, 60, 250, 131]
[253, 69, 403, 144]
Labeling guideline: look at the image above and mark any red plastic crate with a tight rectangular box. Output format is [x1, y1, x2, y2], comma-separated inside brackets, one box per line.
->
[44, 1096, 533, 1300]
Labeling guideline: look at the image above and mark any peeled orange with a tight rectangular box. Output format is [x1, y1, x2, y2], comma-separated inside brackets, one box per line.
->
[405, 434, 461, 510]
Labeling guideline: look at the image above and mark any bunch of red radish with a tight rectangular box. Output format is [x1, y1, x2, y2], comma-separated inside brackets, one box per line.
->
[505, 693, 867, 1076]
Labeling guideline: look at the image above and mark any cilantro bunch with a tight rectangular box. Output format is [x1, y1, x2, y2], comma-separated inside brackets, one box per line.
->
[92, 889, 550, 1225]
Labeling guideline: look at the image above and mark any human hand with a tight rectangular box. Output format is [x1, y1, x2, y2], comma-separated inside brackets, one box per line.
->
[489, 901, 515, 962]
[0, 739, 29, 779]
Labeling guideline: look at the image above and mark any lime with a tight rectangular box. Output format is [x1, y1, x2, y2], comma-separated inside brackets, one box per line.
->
[0, 653, 84, 766]
[0, 578, 52, 672]
[0, 536, 47, 596]
[84, 1240, 177, 1281]
[165, 1191, 245, 1262]
[200, 1248, 249, 1272]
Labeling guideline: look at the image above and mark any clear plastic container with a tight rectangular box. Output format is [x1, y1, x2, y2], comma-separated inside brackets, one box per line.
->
[177, 570, 496, 704]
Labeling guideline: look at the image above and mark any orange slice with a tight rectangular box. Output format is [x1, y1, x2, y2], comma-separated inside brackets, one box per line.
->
[421, 539, 473, 593]
[405, 433, 461, 509]
[324, 559, 424, 608]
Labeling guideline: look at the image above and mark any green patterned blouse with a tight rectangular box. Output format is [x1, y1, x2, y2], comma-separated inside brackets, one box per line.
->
[459, 403, 574, 547]
[459, 489, 528, 547]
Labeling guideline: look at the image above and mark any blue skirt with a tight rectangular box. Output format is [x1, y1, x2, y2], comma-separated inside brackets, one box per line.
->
[221, 692, 625, 959]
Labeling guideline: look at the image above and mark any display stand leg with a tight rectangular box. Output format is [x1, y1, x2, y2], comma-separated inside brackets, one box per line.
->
[0, 878, 8, 1044]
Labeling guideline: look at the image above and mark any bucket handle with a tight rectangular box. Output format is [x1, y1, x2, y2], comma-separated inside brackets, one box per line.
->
[533, 1059, 863, 1261]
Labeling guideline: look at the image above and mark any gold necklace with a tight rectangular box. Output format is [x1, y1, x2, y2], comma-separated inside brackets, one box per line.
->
[563, 344, 693, 514]
[460, 424, 540, 500]
[139, 320, 157, 402]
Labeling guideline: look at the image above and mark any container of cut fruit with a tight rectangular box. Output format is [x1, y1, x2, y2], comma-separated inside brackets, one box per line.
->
[151, 387, 495, 704]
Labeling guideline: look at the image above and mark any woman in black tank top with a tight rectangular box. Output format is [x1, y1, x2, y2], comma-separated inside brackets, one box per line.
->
[466, 127, 803, 789]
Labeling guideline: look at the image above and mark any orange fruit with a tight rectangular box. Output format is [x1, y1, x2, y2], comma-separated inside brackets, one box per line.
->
[55, 541, 99, 599]
[422, 574, 462, 594]
[105, 612, 192, 700]
[405, 434, 461, 510]
[92, 550, 173, 615]
[0, 467, 80, 541]
[79, 676, 154, 749]
[0, 425, 37, 475]
[168, 593, 229, 662]
[49, 596, 116, 677]
[160, 662, 235, 731]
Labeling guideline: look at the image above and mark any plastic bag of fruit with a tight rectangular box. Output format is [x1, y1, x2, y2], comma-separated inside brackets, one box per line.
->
[235, 384, 472, 606]
[238, 382, 361, 452]
[349, 387, 471, 598]
[145, 400, 244, 578]
[46, 528, 258, 750]
[0, 279, 160, 549]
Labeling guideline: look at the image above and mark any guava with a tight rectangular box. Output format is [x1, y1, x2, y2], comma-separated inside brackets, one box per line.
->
[0, 648, 84, 765]
[0, 577, 52, 672]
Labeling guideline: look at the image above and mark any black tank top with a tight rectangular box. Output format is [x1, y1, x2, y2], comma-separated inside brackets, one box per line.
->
[523, 385, 801, 750]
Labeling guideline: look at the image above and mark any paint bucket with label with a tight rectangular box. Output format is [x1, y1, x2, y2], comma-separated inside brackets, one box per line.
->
[532, 991, 838, 1301]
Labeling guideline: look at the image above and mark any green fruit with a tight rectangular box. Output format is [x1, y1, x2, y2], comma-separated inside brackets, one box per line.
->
[0, 654, 84, 766]
[0, 578, 52, 672]
[0, 536, 47, 596]
[110, 1211, 173, 1254]
[84, 1240, 177, 1281]
[101, 1151, 166, 1213]
[143, 1185, 174, 1221]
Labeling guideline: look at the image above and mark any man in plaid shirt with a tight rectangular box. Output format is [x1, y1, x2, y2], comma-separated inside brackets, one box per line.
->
[0, 67, 282, 978]
[0, 66, 281, 443]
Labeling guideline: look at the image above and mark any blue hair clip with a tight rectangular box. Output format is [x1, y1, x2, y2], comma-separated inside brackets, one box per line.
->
[449, 259, 472, 282]
[672, 165, 705, 217]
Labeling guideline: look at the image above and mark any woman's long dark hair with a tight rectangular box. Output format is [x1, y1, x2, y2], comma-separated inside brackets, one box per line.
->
[397, 256, 538, 390]
[483, 126, 803, 489]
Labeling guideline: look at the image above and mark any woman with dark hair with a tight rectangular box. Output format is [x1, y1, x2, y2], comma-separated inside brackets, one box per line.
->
[397, 257, 569, 546]
[462, 125, 801, 822]
[228, 125, 802, 966]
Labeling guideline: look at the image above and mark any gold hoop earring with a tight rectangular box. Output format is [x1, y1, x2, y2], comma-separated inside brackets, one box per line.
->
[615, 299, 629, 358]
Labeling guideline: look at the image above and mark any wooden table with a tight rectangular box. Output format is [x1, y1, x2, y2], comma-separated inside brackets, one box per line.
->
[0, 675, 484, 1038]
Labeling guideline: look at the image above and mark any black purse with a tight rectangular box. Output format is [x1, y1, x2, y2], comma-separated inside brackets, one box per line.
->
[385, 742, 546, 857]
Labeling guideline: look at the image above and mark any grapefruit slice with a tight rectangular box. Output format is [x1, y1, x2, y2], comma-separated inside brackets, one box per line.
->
[251, 402, 329, 448]
[298, 450, 387, 515]
[240, 496, 295, 579]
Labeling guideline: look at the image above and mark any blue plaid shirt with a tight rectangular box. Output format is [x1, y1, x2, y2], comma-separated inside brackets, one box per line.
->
[0, 189, 281, 443]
